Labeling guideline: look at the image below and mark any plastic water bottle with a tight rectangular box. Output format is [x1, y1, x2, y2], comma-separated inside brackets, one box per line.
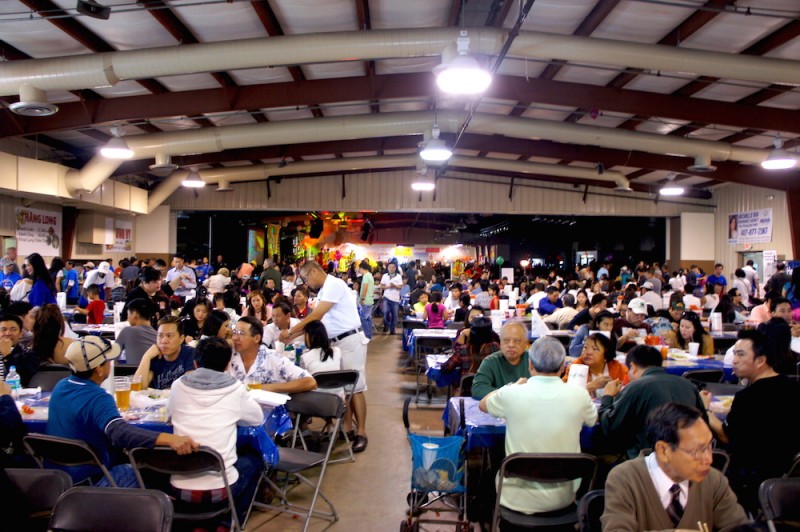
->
[6, 366, 21, 399]
[295, 344, 304, 367]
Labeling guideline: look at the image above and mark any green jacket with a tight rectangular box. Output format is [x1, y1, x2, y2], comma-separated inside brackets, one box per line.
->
[598, 366, 705, 459]
[471, 351, 531, 400]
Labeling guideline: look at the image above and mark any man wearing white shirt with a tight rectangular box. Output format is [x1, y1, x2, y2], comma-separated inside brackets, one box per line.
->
[281, 260, 370, 453]
[602, 403, 748, 531]
[527, 282, 547, 310]
[262, 301, 300, 350]
[639, 281, 663, 311]
[742, 260, 759, 298]
[443, 284, 462, 313]
[82, 261, 115, 301]
[379, 261, 403, 335]
[165, 254, 197, 301]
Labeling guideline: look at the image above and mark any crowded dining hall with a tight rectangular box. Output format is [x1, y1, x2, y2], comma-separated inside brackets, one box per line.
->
[2, 0, 800, 530]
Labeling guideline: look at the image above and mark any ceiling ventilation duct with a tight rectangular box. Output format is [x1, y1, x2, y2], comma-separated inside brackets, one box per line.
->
[9, 84, 58, 117]
[148, 153, 179, 177]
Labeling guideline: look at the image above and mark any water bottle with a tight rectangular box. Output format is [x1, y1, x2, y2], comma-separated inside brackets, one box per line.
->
[6, 366, 21, 399]
[295, 344, 304, 367]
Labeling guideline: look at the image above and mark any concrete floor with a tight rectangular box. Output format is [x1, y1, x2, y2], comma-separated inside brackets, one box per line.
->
[248, 331, 448, 531]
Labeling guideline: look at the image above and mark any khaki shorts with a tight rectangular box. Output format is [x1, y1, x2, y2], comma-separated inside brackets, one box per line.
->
[332, 331, 368, 392]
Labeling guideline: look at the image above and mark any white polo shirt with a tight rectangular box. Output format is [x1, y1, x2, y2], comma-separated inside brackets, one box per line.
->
[317, 274, 361, 338]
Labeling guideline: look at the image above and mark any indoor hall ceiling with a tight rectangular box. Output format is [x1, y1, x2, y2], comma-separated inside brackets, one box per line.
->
[1, 0, 800, 201]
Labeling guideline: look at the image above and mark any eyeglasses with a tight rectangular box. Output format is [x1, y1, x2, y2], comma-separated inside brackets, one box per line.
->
[676, 439, 716, 460]
[232, 330, 249, 337]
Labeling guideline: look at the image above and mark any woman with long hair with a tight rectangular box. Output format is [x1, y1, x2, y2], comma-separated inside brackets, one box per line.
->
[423, 290, 447, 329]
[49, 256, 66, 288]
[182, 298, 211, 341]
[564, 331, 628, 396]
[32, 303, 72, 366]
[575, 289, 590, 313]
[241, 289, 270, 326]
[204, 309, 232, 347]
[666, 311, 714, 355]
[568, 310, 616, 357]
[25, 253, 57, 306]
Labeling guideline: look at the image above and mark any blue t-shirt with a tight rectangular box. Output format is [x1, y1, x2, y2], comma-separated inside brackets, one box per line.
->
[706, 274, 728, 287]
[47, 376, 122, 482]
[62, 269, 80, 298]
[150, 345, 196, 390]
[195, 263, 213, 283]
[0, 271, 21, 291]
[29, 279, 57, 307]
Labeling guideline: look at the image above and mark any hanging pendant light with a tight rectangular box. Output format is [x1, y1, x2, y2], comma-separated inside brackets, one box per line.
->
[420, 126, 452, 162]
[761, 134, 797, 170]
[434, 30, 492, 95]
[182, 166, 205, 188]
[659, 173, 684, 196]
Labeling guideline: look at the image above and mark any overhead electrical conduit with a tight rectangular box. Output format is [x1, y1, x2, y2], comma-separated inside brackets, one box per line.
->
[145, 153, 632, 213]
[1, 28, 799, 98]
[67, 110, 790, 196]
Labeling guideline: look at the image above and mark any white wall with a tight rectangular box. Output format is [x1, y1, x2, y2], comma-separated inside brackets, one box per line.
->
[713, 183, 793, 269]
[680, 212, 716, 261]
[135, 205, 173, 254]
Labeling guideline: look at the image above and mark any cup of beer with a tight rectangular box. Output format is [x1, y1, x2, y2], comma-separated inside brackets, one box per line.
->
[246, 376, 261, 390]
[114, 377, 131, 410]
[130, 375, 143, 392]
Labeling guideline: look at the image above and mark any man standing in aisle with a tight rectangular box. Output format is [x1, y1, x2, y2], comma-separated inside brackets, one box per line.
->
[280, 260, 370, 453]
[358, 260, 375, 339]
[379, 261, 403, 335]
[742, 260, 760, 299]
[165, 254, 197, 302]
[82, 261, 115, 301]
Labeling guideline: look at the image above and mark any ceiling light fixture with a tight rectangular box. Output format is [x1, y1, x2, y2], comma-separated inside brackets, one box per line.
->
[420, 126, 452, 162]
[182, 166, 205, 188]
[434, 30, 492, 95]
[99, 136, 133, 159]
[659, 173, 684, 196]
[411, 163, 435, 191]
[76, 0, 111, 20]
[761, 134, 797, 170]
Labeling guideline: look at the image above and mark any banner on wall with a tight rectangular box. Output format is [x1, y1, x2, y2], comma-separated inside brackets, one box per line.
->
[104, 219, 133, 253]
[727, 208, 773, 244]
[266, 224, 280, 261]
[247, 228, 265, 264]
[14, 207, 62, 256]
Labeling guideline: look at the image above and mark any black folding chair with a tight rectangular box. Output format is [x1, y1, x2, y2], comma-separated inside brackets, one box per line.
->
[23, 434, 116, 487]
[785, 452, 800, 478]
[492, 453, 598, 531]
[254, 391, 344, 532]
[682, 369, 724, 385]
[577, 489, 605, 532]
[459, 373, 476, 398]
[308, 369, 359, 464]
[759, 477, 800, 532]
[128, 446, 247, 532]
[28, 364, 72, 391]
[711, 448, 731, 475]
[49, 486, 173, 532]
[5, 468, 72, 528]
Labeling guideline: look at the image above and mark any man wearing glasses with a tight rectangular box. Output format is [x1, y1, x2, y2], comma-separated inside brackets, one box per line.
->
[279, 260, 369, 452]
[48, 336, 199, 487]
[603, 403, 748, 531]
[701, 329, 800, 514]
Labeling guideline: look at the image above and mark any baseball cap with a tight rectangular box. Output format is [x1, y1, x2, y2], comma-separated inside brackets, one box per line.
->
[628, 298, 648, 315]
[642, 281, 654, 290]
[84, 261, 96, 269]
[65, 336, 121, 372]
[0, 257, 12, 268]
[670, 301, 686, 311]
[98, 261, 112, 275]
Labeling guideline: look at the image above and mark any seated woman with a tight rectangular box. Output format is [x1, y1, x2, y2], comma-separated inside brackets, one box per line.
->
[182, 298, 211, 342]
[568, 310, 615, 357]
[203, 309, 232, 346]
[488, 284, 501, 311]
[574, 289, 590, 313]
[423, 291, 448, 329]
[300, 321, 342, 382]
[32, 304, 72, 366]
[702, 282, 723, 310]
[563, 331, 628, 396]
[241, 289, 269, 326]
[665, 311, 715, 356]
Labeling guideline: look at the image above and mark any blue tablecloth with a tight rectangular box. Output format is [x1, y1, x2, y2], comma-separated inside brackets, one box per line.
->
[662, 357, 735, 381]
[20, 391, 288, 468]
[442, 397, 597, 452]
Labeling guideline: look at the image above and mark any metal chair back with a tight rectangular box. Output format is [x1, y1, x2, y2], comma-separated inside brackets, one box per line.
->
[23, 434, 116, 487]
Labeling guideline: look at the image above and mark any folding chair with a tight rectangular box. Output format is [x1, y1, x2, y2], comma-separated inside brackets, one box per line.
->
[459, 373, 476, 398]
[49, 486, 173, 532]
[5, 468, 72, 527]
[23, 433, 117, 487]
[414, 336, 454, 403]
[711, 448, 730, 475]
[308, 369, 359, 464]
[759, 477, 800, 532]
[577, 489, 605, 532]
[254, 391, 344, 532]
[28, 364, 72, 391]
[682, 369, 724, 384]
[785, 452, 800, 478]
[491, 453, 598, 531]
[128, 446, 246, 532]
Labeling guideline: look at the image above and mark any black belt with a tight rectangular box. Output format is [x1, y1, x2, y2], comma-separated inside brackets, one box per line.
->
[331, 327, 363, 342]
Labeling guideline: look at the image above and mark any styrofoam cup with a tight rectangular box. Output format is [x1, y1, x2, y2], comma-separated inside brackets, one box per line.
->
[422, 442, 439, 469]
[688, 342, 700, 356]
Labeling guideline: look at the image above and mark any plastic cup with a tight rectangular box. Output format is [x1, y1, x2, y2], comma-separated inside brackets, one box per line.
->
[660, 346, 669, 359]
[130, 375, 142, 392]
[114, 377, 131, 410]
[246, 376, 261, 390]
[688, 342, 700, 357]
[422, 442, 439, 470]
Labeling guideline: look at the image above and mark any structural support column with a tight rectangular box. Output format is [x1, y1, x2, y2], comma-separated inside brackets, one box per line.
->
[787, 190, 800, 260]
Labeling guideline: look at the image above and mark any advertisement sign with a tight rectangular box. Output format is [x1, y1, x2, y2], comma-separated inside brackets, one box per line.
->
[14, 207, 61, 256]
[104, 219, 133, 252]
[728, 208, 773, 244]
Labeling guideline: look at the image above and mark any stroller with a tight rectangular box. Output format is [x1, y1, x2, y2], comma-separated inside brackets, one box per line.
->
[401, 397, 471, 531]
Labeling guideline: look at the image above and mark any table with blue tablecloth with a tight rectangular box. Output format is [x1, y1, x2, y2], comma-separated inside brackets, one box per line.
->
[662, 357, 735, 380]
[19, 390, 289, 468]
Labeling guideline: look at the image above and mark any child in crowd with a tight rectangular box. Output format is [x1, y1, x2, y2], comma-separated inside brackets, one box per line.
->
[74, 284, 105, 324]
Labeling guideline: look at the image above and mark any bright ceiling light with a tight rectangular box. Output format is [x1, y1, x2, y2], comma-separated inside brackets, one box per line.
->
[420, 126, 452, 162]
[411, 163, 435, 191]
[182, 167, 205, 188]
[100, 136, 133, 159]
[411, 181, 435, 191]
[659, 173, 684, 196]
[761, 134, 797, 170]
[434, 30, 492, 95]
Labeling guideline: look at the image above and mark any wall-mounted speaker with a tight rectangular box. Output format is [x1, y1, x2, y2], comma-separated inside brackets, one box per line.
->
[77, 0, 111, 20]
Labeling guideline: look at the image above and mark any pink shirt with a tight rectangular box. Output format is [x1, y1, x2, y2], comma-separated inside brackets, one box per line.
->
[425, 303, 446, 329]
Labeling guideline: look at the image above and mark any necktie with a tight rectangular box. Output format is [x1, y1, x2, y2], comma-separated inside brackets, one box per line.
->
[667, 483, 684, 526]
